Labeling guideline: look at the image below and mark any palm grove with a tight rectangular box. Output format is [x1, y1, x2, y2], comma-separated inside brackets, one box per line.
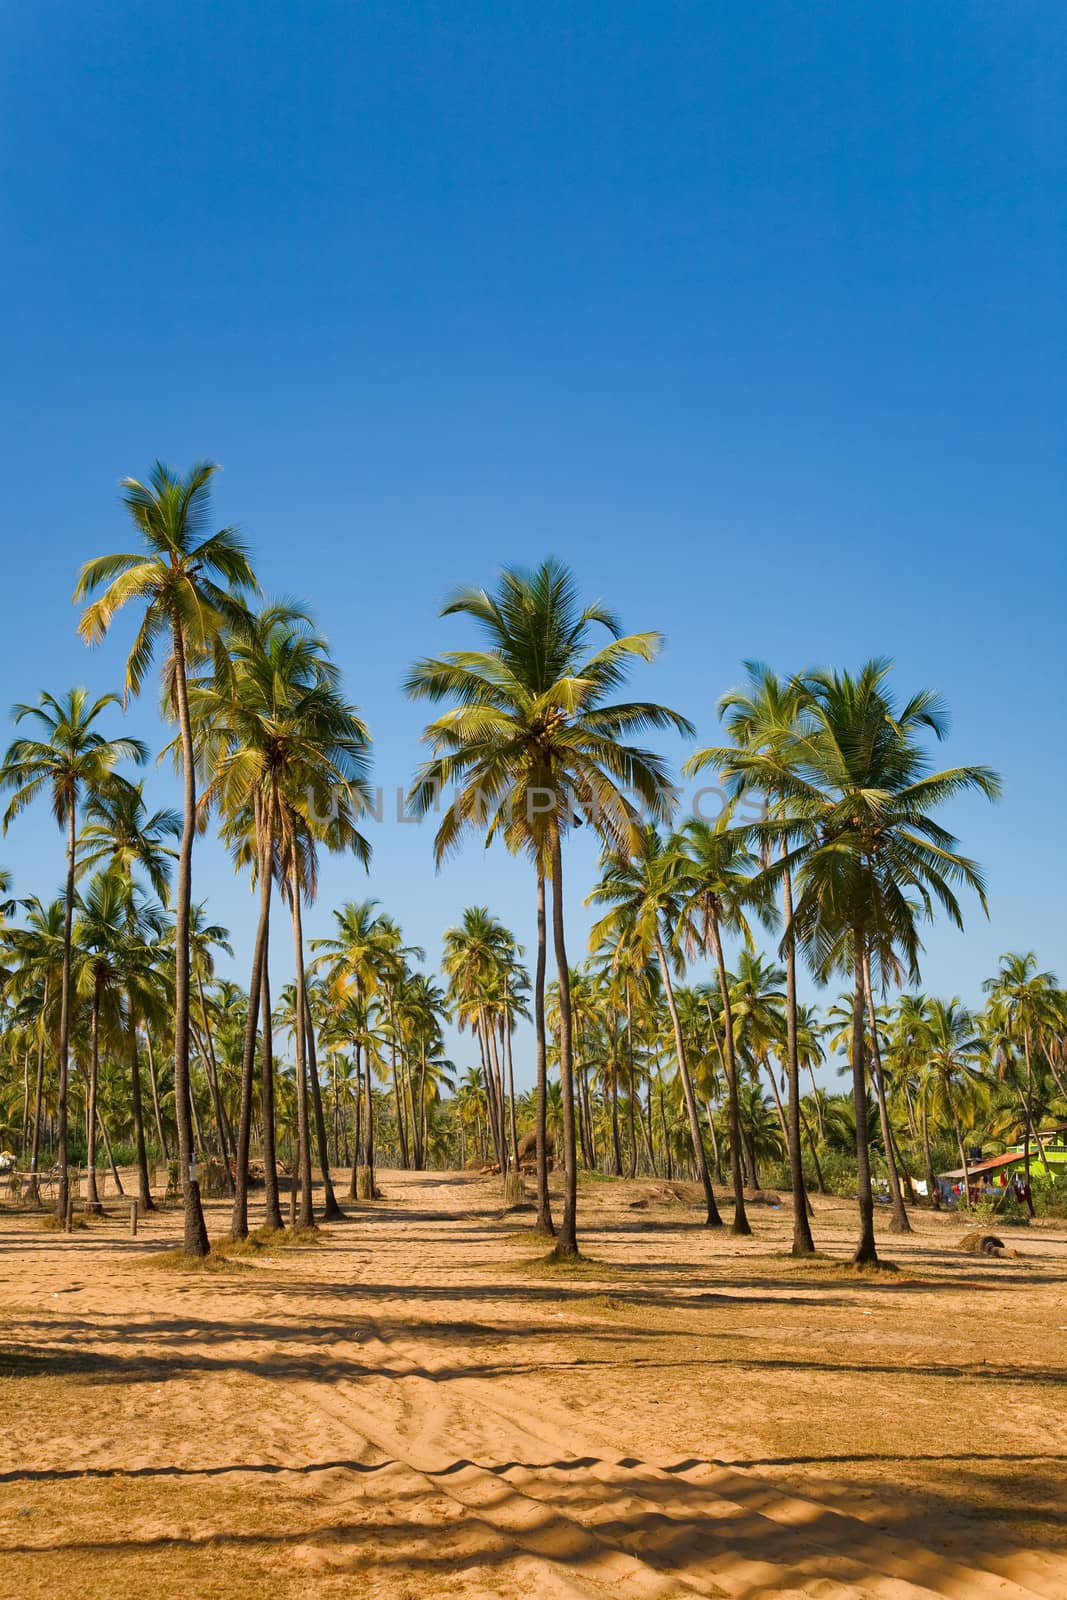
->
[1, 461, 1063, 1264]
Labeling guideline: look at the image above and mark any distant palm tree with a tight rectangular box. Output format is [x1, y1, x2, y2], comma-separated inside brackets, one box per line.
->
[406, 559, 691, 1256]
[1, 689, 146, 1221]
[313, 900, 397, 1198]
[983, 952, 1059, 1185]
[589, 826, 723, 1227]
[75, 460, 257, 1255]
[79, 779, 178, 1208]
[915, 998, 989, 1206]
[677, 817, 773, 1238]
[73, 871, 165, 1208]
[2, 896, 64, 1198]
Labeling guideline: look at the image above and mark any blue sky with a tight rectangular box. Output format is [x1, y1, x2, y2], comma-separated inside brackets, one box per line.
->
[2, 2, 1064, 1088]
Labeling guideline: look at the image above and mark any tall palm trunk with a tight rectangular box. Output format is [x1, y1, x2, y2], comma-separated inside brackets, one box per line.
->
[389, 996, 409, 1168]
[654, 930, 721, 1226]
[305, 988, 342, 1219]
[287, 864, 314, 1228]
[781, 862, 814, 1254]
[477, 1010, 504, 1170]
[549, 827, 579, 1257]
[171, 623, 209, 1256]
[862, 954, 911, 1234]
[27, 980, 48, 1203]
[920, 1094, 941, 1209]
[624, 984, 639, 1178]
[609, 1074, 623, 1176]
[196, 971, 234, 1188]
[56, 805, 76, 1222]
[413, 1041, 428, 1170]
[850, 930, 878, 1264]
[363, 1046, 376, 1193]
[1021, 1030, 1053, 1179]
[144, 1023, 168, 1160]
[128, 1013, 154, 1210]
[949, 1091, 971, 1210]
[349, 1040, 363, 1198]
[260, 960, 283, 1229]
[799, 1101, 826, 1193]
[503, 982, 520, 1173]
[231, 814, 272, 1239]
[100, 1111, 124, 1195]
[85, 981, 102, 1210]
[707, 918, 750, 1235]
[533, 865, 555, 1237]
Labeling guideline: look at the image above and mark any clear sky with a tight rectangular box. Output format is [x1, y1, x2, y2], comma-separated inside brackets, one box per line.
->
[2, 3, 1065, 1089]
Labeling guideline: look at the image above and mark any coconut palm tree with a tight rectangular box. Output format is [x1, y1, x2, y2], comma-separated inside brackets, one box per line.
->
[312, 900, 397, 1198]
[406, 559, 691, 1256]
[73, 871, 166, 1208]
[688, 663, 814, 1250]
[982, 953, 1059, 1186]
[676, 817, 775, 1238]
[75, 460, 257, 1254]
[589, 826, 722, 1227]
[778, 661, 1000, 1262]
[1, 896, 64, 1199]
[79, 779, 178, 1207]
[1, 689, 146, 1221]
[914, 998, 989, 1206]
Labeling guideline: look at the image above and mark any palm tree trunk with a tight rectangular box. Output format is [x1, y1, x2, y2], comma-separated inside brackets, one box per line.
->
[581, 1061, 597, 1169]
[231, 817, 272, 1239]
[703, 1100, 723, 1185]
[414, 1042, 428, 1170]
[781, 861, 814, 1254]
[657, 1068, 672, 1179]
[477, 1010, 505, 1171]
[349, 1042, 363, 1198]
[389, 996, 410, 1168]
[950, 1096, 971, 1210]
[56, 804, 76, 1223]
[85, 983, 102, 1211]
[861, 953, 911, 1234]
[145, 1023, 168, 1161]
[27, 983, 48, 1204]
[850, 929, 878, 1264]
[808, 1065, 825, 1143]
[548, 827, 579, 1257]
[171, 622, 209, 1257]
[609, 1074, 623, 1177]
[624, 984, 639, 1178]
[363, 1046, 376, 1194]
[654, 931, 721, 1226]
[128, 1012, 155, 1210]
[920, 1095, 941, 1210]
[287, 864, 314, 1229]
[19, 1050, 30, 1162]
[533, 865, 555, 1237]
[196, 971, 234, 1189]
[503, 992, 520, 1174]
[1021, 1031, 1054, 1179]
[708, 918, 750, 1236]
[799, 1100, 826, 1193]
[260, 960, 283, 1229]
[100, 1111, 124, 1196]
[305, 988, 342, 1219]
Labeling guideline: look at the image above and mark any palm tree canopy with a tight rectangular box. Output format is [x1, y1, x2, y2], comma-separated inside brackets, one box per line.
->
[405, 559, 693, 864]
[74, 460, 259, 698]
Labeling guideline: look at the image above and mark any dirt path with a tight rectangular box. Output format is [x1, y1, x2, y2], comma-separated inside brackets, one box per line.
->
[1, 1170, 1064, 1598]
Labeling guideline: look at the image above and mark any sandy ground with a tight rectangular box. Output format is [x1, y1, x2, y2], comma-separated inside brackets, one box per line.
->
[0, 1170, 1065, 1600]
